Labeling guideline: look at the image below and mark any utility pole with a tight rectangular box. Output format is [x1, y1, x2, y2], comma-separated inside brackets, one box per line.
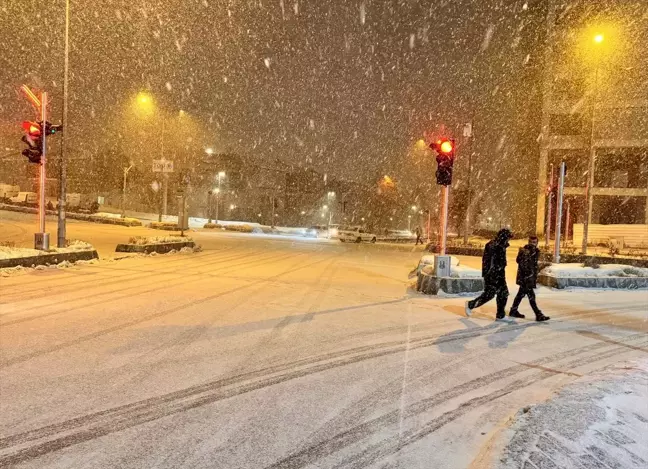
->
[57, 0, 70, 248]
[36, 92, 49, 250]
[121, 164, 133, 217]
[553, 161, 566, 263]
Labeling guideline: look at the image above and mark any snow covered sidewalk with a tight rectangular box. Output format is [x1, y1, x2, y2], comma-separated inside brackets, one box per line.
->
[496, 359, 648, 469]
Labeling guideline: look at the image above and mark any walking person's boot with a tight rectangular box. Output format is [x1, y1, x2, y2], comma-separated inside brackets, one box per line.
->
[509, 309, 525, 319]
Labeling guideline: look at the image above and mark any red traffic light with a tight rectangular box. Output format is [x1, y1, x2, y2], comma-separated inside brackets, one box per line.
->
[22, 121, 41, 137]
[434, 139, 454, 155]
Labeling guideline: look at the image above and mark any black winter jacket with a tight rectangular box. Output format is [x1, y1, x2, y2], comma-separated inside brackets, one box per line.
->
[516, 244, 540, 288]
[482, 239, 509, 283]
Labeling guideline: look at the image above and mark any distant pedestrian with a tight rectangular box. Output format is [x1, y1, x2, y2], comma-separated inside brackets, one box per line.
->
[465, 228, 513, 321]
[510, 236, 550, 322]
[414, 226, 423, 245]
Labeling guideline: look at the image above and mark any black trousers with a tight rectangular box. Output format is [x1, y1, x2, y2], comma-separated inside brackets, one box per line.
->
[415, 235, 423, 245]
[511, 286, 541, 315]
[468, 280, 509, 317]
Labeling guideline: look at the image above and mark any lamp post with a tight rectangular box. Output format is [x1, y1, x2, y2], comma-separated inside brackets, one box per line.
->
[582, 33, 605, 255]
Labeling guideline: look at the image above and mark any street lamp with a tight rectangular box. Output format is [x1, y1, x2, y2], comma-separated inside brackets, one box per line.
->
[411, 205, 417, 212]
[583, 32, 606, 255]
[205, 147, 214, 155]
[408, 215, 412, 231]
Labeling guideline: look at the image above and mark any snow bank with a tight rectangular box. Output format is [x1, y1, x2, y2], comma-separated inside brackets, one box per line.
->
[543, 263, 648, 278]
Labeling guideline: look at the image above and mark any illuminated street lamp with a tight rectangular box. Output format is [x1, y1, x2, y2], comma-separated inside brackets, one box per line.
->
[205, 148, 214, 155]
[582, 31, 607, 255]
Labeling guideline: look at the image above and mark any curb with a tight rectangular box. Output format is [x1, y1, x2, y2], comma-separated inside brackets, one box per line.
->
[0, 250, 99, 269]
[417, 271, 485, 295]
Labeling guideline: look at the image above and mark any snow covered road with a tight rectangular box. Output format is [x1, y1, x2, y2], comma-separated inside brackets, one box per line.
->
[0, 235, 646, 468]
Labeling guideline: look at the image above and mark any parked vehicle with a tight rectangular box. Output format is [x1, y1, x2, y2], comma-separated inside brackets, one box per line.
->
[338, 226, 377, 243]
[0, 184, 20, 200]
[9, 191, 37, 205]
[304, 225, 329, 238]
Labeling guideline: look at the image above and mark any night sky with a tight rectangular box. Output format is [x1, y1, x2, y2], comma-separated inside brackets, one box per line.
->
[2, 0, 639, 229]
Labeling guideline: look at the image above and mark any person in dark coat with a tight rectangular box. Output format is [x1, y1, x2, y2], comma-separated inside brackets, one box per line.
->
[414, 226, 423, 245]
[510, 236, 550, 322]
[465, 228, 513, 320]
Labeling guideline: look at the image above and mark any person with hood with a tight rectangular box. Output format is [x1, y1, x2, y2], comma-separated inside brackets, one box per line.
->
[509, 236, 550, 322]
[465, 228, 513, 320]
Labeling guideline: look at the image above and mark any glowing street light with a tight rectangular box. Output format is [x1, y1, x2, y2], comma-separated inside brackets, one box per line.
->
[205, 148, 214, 155]
[593, 33, 604, 44]
[411, 205, 417, 212]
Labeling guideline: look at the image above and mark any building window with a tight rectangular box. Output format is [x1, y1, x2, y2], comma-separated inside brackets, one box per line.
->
[549, 114, 584, 136]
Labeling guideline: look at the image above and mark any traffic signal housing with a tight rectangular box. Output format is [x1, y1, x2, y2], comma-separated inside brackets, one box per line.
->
[21, 121, 43, 164]
[20, 121, 63, 164]
[431, 138, 455, 186]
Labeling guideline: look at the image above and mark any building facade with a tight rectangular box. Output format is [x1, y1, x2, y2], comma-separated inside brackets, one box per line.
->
[535, 0, 648, 236]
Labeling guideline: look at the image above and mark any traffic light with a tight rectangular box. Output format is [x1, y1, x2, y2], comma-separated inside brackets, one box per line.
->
[431, 138, 455, 186]
[20, 121, 63, 164]
[21, 121, 43, 164]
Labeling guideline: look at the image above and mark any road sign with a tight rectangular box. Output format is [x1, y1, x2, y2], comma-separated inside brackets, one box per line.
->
[152, 159, 174, 173]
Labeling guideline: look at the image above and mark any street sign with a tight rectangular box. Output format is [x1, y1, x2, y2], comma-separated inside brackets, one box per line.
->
[152, 159, 174, 173]
[463, 123, 472, 138]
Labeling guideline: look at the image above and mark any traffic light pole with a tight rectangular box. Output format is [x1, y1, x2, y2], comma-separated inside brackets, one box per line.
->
[36, 92, 49, 250]
[438, 185, 449, 255]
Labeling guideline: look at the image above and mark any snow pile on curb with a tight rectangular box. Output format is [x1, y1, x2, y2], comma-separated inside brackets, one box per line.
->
[128, 235, 193, 245]
[0, 246, 41, 260]
[496, 359, 648, 469]
[0, 240, 94, 259]
[543, 263, 648, 278]
[450, 264, 482, 279]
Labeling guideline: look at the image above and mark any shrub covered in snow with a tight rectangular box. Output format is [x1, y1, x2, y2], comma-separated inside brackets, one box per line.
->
[149, 221, 179, 230]
[63, 239, 94, 251]
[542, 263, 648, 278]
[224, 224, 254, 233]
[127, 235, 193, 245]
[203, 223, 223, 229]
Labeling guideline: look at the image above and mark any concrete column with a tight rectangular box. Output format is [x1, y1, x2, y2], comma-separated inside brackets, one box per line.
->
[536, 148, 549, 236]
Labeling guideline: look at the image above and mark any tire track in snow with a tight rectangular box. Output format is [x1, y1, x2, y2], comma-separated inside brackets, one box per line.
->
[270, 339, 645, 469]
[0, 251, 318, 367]
[0, 330, 643, 466]
[0, 249, 289, 327]
[0, 247, 261, 308]
[0, 247, 233, 302]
